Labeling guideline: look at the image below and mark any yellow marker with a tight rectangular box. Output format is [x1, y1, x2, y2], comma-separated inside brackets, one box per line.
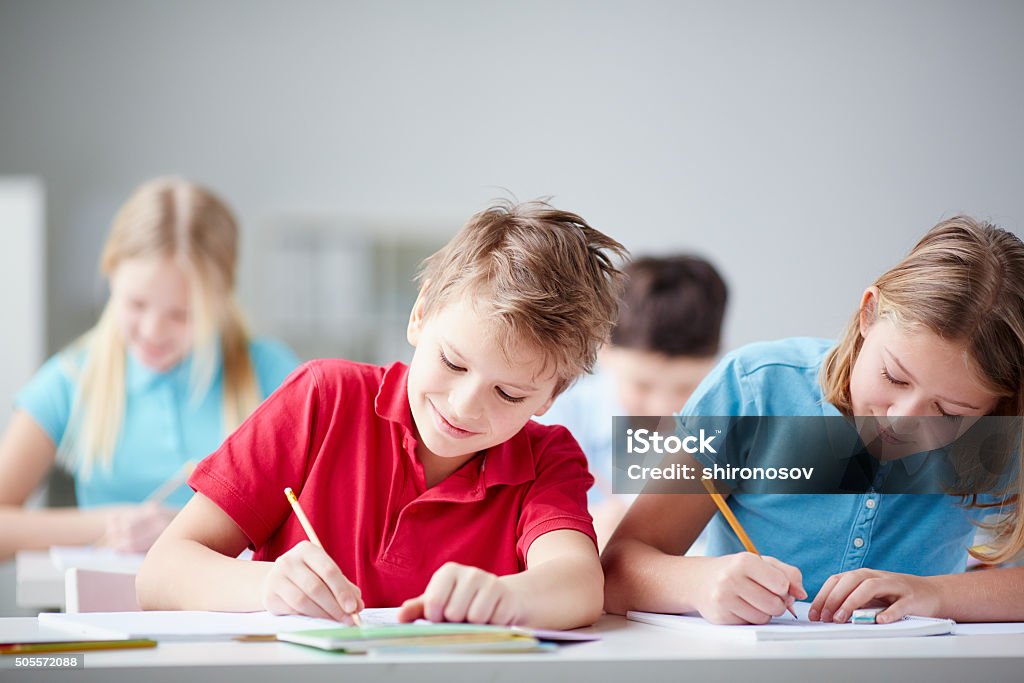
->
[283, 487, 362, 626]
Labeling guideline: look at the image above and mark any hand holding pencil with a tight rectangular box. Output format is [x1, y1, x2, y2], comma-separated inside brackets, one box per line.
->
[258, 487, 364, 625]
[99, 461, 197, 553]
[696, 478, 806, 624]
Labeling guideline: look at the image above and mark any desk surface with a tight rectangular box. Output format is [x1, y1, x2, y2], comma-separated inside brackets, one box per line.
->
[14, 550, 63, 610]
[2, 614, 1023, 683]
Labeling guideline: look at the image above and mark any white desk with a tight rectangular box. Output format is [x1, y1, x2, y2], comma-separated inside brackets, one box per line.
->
[1, 614, 1022, 682]
[13, 551, 63, 611]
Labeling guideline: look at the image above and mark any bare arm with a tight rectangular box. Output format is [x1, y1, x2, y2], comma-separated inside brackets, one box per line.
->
[137, 491, 363, 620]
[136, 492, 271, 611]
[503, 528, 604, 629]
[810, 564, 1024, 623]
[601, 489, 720, 615]
[0, 411, 109, 560]
[935, 567, 1024, 621]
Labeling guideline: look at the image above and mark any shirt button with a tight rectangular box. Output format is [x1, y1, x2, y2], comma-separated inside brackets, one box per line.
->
[865, 498, 876, 509]
[853, 537, 865, 548]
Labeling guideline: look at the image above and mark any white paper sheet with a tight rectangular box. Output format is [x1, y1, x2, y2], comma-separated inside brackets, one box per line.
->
[38, 608, 399, 641]
[627, 602, 955, 641]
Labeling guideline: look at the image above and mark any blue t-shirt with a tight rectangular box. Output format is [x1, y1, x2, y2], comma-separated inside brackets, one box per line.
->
[681, 337, 984, 597]
[15, 338, 299, 508]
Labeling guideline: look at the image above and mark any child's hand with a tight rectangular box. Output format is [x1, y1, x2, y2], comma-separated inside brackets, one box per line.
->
[808, 568, 941, 624]
[260, 540, 364, 623]
[695, 552, 806, 624]
[101, 503, 179, 553]
[397, 562, 523, 625]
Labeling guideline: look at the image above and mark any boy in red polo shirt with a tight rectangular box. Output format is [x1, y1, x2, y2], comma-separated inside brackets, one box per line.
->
[137, 199, 626, 630]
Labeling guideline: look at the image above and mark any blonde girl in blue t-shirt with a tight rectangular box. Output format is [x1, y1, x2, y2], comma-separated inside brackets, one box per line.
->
[0, 177, 298, 560]
[604, 215, 1024, 625]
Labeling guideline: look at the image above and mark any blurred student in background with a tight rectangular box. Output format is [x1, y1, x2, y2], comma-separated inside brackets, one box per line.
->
[540, 255, 728, 549]
[0, 177, 298, 559]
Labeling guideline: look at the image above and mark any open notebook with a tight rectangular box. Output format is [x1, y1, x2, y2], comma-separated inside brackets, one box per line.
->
[627, 602, 954, 641]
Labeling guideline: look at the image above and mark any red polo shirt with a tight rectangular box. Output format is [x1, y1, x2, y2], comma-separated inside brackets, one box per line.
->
[188, 359, 596, 607]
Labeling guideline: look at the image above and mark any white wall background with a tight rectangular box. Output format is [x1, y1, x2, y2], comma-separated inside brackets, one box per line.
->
[0, 178, 44, 411]
[1, 0, 1022, 359]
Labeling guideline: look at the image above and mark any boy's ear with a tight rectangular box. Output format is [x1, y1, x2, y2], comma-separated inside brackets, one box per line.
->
[532, 392, 558, 418]
[858, 286, 880, 337]
[407, 282, 430, 346]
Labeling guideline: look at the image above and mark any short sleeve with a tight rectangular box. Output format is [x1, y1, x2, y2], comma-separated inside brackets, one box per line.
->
[680, 352, 757, 419]
[515, 426, 597, 563]
[188, 362, 320, 549]
[13, 353, 77, 446]
[678, 353, 758, 476]
[249, 338, 301, 399]
[536, 374, 614, 505]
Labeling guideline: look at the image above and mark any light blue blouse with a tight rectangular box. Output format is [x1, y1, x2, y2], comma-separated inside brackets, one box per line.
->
[680, 337, 985, 597]
[15, 339, 299, 508]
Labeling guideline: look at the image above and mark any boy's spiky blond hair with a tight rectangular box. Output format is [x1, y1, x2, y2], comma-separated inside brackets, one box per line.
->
[418, 199, 628, 394]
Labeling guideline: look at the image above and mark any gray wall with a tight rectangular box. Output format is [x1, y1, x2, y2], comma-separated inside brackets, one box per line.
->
[2, 0, 1022, 357]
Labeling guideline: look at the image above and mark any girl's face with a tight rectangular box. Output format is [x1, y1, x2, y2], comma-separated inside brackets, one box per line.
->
[110, 256, 193, 372]
[849, 288, 1000, 457]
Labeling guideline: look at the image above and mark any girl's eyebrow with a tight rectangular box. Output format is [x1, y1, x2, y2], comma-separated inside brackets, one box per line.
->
[885, 349, 981, 410]
[444, 339, 539, 393]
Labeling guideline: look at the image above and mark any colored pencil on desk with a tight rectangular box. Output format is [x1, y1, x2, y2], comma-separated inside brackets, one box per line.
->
[700, 478, 799, 619]
[0, 639, 157, 654]
[283, 487, 362, 626]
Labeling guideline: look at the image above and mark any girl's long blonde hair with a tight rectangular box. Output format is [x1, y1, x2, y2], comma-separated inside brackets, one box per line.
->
[821, 216, 1024, 564]
[61, 177, 261, 476]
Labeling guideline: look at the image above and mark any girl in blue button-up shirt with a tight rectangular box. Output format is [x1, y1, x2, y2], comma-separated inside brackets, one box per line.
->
[604, 215, 1024, 626]
[0, 177, 298, 560]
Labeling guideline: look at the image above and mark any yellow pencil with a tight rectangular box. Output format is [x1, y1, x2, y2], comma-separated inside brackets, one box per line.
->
[283, 487, 362, 626]
[701, 478, 799, 619]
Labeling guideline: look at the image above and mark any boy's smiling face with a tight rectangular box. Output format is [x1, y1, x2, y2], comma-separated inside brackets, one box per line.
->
[406, 292, 560, 481]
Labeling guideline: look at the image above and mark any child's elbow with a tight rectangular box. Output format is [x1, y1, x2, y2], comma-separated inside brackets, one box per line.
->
[135, 549, 167, 610]
[574, 561, 606, 627]
[581, 581, 605, 626]
[600, 541, 629, 615]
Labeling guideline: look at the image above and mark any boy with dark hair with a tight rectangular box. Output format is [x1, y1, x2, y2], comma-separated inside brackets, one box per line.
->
[541, 254, 728, 549]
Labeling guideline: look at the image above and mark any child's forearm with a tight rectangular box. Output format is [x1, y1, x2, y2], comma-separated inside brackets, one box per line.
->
[0, 505, 108, 561]
[603, 537, 714, 615]
[136, 538, 272, 612]
[499, 555, 604, 630]
[930, 567, 1024, 621]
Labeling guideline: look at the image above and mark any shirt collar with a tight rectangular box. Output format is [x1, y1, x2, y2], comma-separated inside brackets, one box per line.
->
[126, 351, 192, 392]
[373, 361, 537, 490]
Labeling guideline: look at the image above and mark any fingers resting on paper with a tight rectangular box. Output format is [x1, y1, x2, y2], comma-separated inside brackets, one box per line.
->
[398, 562, 522, 626]
[808, 568, 941, 624]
